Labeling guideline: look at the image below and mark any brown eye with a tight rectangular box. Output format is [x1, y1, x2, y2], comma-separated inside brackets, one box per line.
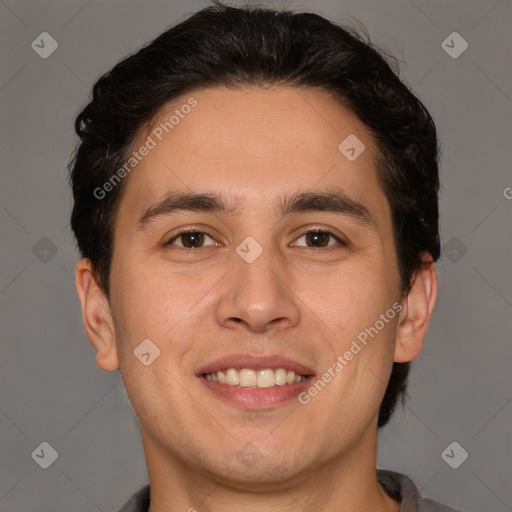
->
[293, 230, 343, 248]
[167, 231, 217, 249]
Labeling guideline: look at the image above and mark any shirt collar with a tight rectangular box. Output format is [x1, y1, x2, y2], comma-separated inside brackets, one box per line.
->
[116, 469, 424, 512]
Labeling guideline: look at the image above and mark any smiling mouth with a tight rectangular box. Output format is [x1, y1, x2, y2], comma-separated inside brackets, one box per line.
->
[202, 368, 308, 388]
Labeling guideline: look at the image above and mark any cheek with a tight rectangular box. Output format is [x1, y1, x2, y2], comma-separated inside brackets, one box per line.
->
[302, 260, 394, 334]
[299, 261, 400, 395]
[111, 261, 215, 356]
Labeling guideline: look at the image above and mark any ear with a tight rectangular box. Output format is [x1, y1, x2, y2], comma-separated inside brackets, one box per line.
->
[75, 258, 119, 371]
[394, 255, 438, 363]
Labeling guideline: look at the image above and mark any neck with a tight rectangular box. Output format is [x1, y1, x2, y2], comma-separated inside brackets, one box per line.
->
[142, 425, 400, 512]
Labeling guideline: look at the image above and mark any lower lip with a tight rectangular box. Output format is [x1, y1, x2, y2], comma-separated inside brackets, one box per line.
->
[199, 376, 312, 408]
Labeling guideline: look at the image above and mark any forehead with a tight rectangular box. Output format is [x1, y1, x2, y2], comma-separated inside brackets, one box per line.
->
[116, 85, 389, 227]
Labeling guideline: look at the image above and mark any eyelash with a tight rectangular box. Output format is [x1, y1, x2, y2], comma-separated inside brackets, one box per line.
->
[164, 227, 346, 251]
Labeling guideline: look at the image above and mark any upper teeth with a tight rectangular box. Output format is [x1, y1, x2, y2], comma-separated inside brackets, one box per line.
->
[203, 368, 306, 388]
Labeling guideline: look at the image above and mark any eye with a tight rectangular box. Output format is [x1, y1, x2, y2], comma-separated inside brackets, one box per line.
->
[292, 229, 345, 249]
[165, 230, 219, 249]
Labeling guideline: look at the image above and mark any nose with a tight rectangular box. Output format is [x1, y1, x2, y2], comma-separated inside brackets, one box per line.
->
[214, 241, 301, 334]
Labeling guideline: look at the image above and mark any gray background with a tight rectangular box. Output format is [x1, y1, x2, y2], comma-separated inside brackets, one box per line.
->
[0, 0, 511, 511]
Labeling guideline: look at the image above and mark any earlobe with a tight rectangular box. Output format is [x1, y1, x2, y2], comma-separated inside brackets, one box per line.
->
[394, 255, 438, 363]
[75, 258, 119, 371]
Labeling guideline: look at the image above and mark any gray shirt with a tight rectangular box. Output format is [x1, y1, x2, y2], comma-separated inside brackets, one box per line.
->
[115, 470, 465, 511]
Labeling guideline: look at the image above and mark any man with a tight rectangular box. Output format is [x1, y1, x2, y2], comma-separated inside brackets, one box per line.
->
[69, 3, 466, 511]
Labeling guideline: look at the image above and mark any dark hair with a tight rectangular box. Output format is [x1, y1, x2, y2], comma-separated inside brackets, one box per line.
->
[69, 3, 440, 428]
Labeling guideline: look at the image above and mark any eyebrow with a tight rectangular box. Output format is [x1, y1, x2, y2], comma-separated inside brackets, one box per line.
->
[137, 189, 374, 230]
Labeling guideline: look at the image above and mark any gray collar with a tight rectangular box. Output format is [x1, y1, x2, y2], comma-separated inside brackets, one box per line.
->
[115, 469, 462, 512]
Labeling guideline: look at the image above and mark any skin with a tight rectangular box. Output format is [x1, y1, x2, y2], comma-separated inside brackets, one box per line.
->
[75, 86, 437, 512]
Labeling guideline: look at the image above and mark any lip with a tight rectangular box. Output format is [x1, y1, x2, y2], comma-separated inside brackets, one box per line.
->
[196, 353, 315, 409]
[200, 377, 313, 408]
[196, 353, 315, 377]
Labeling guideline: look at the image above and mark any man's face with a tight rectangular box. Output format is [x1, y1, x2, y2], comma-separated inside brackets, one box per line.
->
[108, 86, 403, 484]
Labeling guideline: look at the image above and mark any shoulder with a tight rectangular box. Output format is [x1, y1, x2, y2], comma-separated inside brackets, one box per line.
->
[420, 497, 467, 512]
[377, 469, 468, 512]
[114, 484, 150, 512]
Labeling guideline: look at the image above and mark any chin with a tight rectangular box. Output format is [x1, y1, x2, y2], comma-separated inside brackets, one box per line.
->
[211, 459, 306, 490]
